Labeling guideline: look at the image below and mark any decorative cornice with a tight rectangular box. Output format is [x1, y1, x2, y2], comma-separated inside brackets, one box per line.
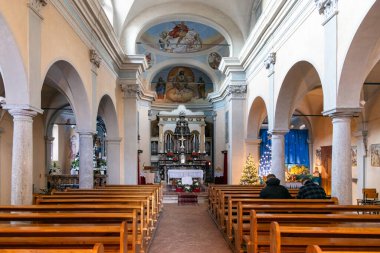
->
[89, 49, 101, 68]
[28, 0, 48, 18]
[264, 52, 276, 70]
[315, 0, 338, 24]
[268, 129, 289, 136]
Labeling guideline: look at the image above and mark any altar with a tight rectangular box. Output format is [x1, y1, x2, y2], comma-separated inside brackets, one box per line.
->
[167, 169, 204, 183]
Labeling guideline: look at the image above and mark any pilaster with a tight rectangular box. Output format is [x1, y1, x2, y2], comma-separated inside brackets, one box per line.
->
[264, 52, 276, 130]
[119, 79, 139, 184]
[8, 109, 38, 205]
[245, 138, 262, 164]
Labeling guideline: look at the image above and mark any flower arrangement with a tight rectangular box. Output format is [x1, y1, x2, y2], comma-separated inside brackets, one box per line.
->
[191, 151, 199, 157]
[167, 152, 174, 157]
[175, 178, 201, 192]
[288, 165, 309, 175]
[172, 156, 179, 162]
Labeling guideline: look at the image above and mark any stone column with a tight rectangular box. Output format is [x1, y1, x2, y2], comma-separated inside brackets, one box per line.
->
[354, 130, 367, 202]
[330, 114, 353, 204]
[106, 138, 122, 185]
[78, 131, 94, 189]
[8, 109, 38, 205]
[120, 81, 139, 185]
[270, 130, 287, 184]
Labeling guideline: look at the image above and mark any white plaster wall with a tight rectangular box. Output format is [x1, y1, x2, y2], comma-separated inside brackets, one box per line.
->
[33, 115, 46, 194]
[214, 105, 226, 177]
[138, 101, 152, 173]
[0, 112, 13, 204]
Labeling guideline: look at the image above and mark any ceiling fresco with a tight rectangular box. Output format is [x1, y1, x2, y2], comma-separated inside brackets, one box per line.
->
[152, 66, 213, 104]
[138, 21, 227, 54]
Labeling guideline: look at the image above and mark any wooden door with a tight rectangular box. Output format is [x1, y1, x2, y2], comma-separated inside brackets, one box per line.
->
[321, 146, 332, 195]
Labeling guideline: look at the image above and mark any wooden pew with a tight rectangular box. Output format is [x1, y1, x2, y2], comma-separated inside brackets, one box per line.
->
[232, 203, 380, 252]
[0, 243, 104, 253]
[33, 199, 149, 251]
[270, 221, 380, 253]
[306, 245, 380, 253]
[0, 222, 130, 253]
[221, 198, 338, 238]
[247, 212, 380, 253]
[0, 211, 137, 253]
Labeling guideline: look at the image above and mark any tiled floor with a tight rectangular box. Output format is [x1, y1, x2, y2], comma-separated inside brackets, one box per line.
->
[148, 203, 232, 253]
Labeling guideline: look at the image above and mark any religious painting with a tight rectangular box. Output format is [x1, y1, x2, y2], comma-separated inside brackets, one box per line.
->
[371, 144, 380, 167]
[151, 66, 213, 103]
[208, 52, 221, 69]
[138, 21, 227, 54]
[351, 146, 357, 167]
[315, 148, 321, 166]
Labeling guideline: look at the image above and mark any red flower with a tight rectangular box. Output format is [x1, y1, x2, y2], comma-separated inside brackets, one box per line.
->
[167, 152, 174, 157]
[173, 157, 179, 162]
[191, 152, 199, 157]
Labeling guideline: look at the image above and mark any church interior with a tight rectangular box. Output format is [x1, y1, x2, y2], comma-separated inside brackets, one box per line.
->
[1, 0, 380, 252]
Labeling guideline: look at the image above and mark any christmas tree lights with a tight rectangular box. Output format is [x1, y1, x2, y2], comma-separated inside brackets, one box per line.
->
[259, 143, 272, 177]
[240, 154, 260, 185]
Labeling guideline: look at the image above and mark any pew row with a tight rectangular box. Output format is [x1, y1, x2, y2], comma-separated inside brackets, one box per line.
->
[270, 222, 380, 253]
[246, 210, 380, 253]
[0, 243, 104, 253]
[306, 245, 380, 253]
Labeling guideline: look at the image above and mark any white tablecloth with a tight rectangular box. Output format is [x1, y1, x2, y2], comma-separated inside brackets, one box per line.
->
[168, 169, 204, 179]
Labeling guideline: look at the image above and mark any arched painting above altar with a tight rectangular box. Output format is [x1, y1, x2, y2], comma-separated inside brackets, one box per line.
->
[152, 66, 213, 103]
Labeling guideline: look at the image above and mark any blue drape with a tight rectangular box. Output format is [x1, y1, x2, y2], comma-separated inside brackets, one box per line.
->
[260, 129, 310, 168]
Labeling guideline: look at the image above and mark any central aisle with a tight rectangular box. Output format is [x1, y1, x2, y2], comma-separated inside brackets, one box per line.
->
[148, 203, 232, 253]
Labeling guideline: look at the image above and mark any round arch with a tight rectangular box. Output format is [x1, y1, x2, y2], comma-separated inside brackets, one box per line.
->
[247, 96, 268, 139]
[146, 58, 220, 90]
[273, 61, 322, 131]
[44, 60, 92, 132]
[121, 2, 244, 56]
[338, 1, 380, 109]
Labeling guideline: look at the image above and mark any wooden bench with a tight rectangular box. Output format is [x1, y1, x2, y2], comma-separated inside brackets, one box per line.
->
[0, 211, 137, 253]
[0, 222, 129, 253]
[222, 198, 338, 239]
[0, 243, 104, 253]
[232, 202, 380, 250]
[306, 245, 380, 253]
[246, 212, 380, 253]
[270, 221, 380, 253]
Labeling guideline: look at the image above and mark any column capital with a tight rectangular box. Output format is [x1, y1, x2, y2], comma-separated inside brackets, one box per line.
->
[27, 0, 48, 18]
[264, 52, 276, 69]
[44, 136, 55, 142]
[315, 0, 338, 24]
[76, 131, 95, 137]
[227, 82, 247, 99]
[89, 49, 101, 70]
[322, 107, 361, 118]
[119, 79, 140, 99]
[269, 129, 288, 136]
[8, 108, 38, 120]
[106, 137, 122, 144]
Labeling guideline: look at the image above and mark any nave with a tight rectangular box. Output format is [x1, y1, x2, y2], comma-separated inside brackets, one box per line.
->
[148, 204, 231, 253]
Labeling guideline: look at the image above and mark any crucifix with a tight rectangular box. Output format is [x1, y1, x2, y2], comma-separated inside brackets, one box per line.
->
[179, 135, 186, 149]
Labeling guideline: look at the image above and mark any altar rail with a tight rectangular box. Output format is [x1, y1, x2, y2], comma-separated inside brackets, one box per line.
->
[47, 174, 107, 191]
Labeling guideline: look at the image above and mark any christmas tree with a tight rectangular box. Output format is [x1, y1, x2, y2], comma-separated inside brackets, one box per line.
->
[259, 143, 272, 177]
[240, 154, 260, 185]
